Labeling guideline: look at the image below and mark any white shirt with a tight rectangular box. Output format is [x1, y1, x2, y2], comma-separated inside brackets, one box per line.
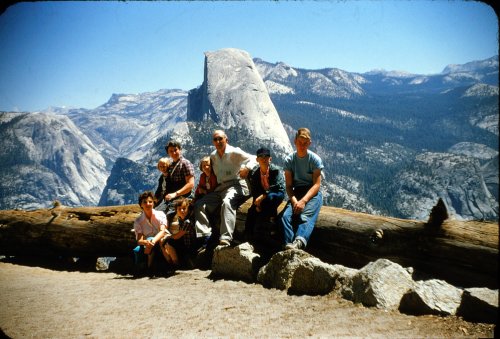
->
[133, 209, 167, 239]
[210, 144, 257, 184]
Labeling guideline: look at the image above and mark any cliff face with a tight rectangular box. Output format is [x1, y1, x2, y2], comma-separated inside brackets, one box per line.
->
[187, 48, 293, 156]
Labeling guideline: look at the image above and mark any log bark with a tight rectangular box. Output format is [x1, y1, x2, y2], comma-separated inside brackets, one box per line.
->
[0, 205, 140, 257]
[306, 206, 498, 289]
[0, 201, 497, 288]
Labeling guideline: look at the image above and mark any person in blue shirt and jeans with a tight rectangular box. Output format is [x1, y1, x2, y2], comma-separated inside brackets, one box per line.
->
[280, 127, 323, 250]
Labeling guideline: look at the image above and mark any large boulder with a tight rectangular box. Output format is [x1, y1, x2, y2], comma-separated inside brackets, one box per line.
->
[399, 279, 463, 316]
[257, 249, 313, 290]
[211, 242, 261, 282]
[457, 287, 499, 324]
[288, 258, 352, 296]
[351, 259, 414, 310]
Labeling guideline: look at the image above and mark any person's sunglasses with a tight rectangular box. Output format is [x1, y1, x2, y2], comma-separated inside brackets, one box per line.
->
[213, 137, 224, 142]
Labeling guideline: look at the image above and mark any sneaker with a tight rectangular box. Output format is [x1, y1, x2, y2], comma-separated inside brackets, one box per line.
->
[285, 239, 304, 250]
[218, 239, 231, 247]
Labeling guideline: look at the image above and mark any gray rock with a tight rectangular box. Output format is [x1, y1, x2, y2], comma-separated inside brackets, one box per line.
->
[190, 48, 293, 157]
[211, 242, 261, 282]
[330, 265, 359, 301]
[257, 249, 313, 290]
[457, 287, 498, 324]
[288, 257, 339, 296]
[400, 279, 463, 316]
[96, 257, 112, 271]
[351, 259, 414, 310]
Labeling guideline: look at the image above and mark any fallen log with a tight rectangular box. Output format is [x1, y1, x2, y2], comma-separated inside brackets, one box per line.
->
[0, 200, 497, 288]
[307, 204, 498, 289]
[0, 204, 140, 257]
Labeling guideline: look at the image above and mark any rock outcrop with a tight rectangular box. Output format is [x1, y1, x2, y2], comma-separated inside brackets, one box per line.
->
[187, 48, 293, 157]
[216, 246, 498, 324]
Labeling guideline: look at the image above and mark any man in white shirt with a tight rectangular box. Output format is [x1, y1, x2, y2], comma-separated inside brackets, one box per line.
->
[194, 129, 257, 247]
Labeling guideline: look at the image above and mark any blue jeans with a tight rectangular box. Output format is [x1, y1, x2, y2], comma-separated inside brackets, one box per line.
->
[245, 191, 284, 235]
[133, 236, 154, 265]
[280, 191, 323, 247]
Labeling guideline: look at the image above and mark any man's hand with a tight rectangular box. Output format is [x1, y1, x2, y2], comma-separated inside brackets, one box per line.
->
[239, 166, 250, 179]
[292, 199, 306, 214]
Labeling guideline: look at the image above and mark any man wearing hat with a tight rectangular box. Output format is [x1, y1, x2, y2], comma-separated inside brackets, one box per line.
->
[244, 147, 285, 241]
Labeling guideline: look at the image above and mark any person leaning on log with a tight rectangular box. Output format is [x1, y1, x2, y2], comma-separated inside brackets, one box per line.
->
[279, 127, 324, 250]
[244, 147, 285, 241]
[154, 157, 171, 212]
[133, 191, 171, 269]
[162, 140, 195, 223]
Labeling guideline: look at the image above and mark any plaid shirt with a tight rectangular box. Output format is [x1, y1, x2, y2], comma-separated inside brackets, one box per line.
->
[167, 157, 195, 194]
[178, 217, 196, 248]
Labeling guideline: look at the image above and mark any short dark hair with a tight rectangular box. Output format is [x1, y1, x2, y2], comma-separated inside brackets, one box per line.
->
[174, 197, 192, 209]
[165, 140, 182, 152]
[138, 191, 156, 207]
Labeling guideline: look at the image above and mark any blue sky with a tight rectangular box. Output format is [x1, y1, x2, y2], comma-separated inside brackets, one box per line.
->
[0, 1, 497, 112]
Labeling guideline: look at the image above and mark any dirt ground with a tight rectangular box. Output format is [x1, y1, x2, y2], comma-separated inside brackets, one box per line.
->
[0, 260, 496, 338]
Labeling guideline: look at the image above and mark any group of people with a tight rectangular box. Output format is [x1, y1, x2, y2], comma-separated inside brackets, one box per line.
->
[133, 128, 324, 272]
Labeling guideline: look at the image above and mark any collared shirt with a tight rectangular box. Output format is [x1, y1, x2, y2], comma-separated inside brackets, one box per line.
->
[167, 156, 195, 194]
[248, 163, 285, 198]
[133, 209, 167, 239]
[210, 144, 257, 184]
[260, 167, 270, 191]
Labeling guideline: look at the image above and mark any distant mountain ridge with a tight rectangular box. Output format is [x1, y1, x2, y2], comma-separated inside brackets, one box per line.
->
[0, 50, 497, 221]
[255, 54, 498, 220]
[0, 112, 107, 208]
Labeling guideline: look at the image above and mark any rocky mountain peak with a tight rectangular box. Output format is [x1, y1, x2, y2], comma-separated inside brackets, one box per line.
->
[187, 48, 292, 155]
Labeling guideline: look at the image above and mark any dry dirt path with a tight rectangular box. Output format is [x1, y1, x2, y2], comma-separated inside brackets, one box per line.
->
[0, 262, 495, 338]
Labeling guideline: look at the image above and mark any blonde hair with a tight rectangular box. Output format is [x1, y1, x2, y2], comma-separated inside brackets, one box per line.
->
[157, 157, 170, 171]
[199, 156, 211, 171]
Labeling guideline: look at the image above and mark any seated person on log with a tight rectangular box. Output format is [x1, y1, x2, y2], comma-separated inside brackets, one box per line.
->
[194, 129, 257, 249]
[245, 147, 285, 242]
[279, 128, 324, 250]
[162, 140, 195, 222]
[193, 156, 217, 202]
[133, 191, 171, 269]
[154, 157, 171, 211]
[161, 197, 197, 269]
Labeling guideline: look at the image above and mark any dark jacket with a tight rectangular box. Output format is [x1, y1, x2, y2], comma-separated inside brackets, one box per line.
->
[154, 174, 168, 207]
[248, 163, 285, 199]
